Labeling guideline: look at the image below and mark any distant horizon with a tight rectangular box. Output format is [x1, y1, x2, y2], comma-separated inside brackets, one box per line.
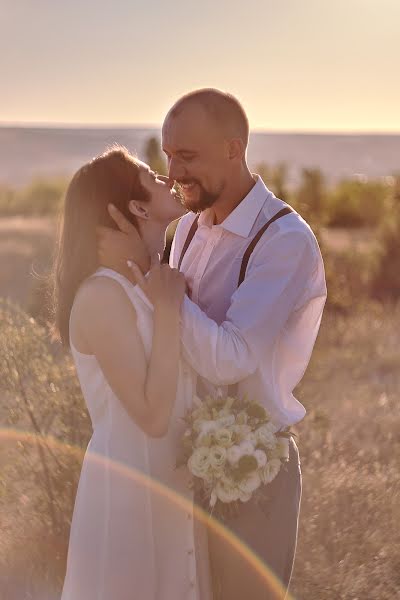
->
[2, 125, 400, 188]
[2, 122, 400, 137]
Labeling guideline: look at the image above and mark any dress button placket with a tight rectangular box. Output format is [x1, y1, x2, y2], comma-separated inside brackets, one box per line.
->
[186, 505, 197, 598]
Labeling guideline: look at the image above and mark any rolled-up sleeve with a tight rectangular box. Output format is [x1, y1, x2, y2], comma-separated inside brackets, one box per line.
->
[179, 230, 321, 385]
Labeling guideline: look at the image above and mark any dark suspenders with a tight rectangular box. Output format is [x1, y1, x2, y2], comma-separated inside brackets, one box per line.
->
[237, 206, 294, 286]
[161, 213, 200, 267]
[177, 214, 200, 270]
[162, 205, 295, 287]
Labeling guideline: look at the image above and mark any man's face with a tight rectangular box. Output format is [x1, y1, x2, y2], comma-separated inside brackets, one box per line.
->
[162, 104, 230, 212]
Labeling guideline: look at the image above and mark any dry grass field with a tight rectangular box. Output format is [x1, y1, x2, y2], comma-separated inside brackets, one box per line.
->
[291, 305, 400, 599]
[0, 217, 56, 308]
[0, 217, 399, 599]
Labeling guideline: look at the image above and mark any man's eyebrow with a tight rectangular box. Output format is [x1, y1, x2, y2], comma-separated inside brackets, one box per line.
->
[163, 148, 197, 155]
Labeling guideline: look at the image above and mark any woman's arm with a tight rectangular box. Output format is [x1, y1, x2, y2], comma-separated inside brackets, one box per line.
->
[71, 266, 185, 438]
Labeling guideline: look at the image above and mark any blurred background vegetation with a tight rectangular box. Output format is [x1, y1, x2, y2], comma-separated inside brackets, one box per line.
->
[0, 138, 399, 599]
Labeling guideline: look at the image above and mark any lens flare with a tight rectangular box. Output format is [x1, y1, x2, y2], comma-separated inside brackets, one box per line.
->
[1, 427, 294, 599]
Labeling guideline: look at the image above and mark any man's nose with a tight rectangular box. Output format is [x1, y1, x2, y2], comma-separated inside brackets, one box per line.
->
[168, 157, 185, 181]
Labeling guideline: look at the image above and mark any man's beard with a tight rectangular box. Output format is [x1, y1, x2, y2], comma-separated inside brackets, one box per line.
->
[178, 179, 220, 213]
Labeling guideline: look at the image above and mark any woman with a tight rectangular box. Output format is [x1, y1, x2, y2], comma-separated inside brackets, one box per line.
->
[54, 146, 212, 599]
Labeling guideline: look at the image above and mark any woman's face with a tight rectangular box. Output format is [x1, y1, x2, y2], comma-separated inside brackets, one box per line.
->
[134, 162, 187, 225]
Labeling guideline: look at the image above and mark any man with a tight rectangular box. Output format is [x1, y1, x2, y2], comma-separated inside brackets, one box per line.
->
[99, 88, 327, 599]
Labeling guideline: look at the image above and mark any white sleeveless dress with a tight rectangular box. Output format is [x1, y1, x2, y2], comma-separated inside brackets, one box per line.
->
[61, 268, 213, 600]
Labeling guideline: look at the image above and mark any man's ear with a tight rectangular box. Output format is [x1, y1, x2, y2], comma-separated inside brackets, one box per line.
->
[226, 138, 245, 161]
[129, 200, 149, 221]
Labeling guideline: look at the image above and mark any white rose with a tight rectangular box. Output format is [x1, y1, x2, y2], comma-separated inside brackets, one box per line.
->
[213, 428, 234, 448]
[239, 471, 261, 495]
[226, 445, 244, 465]
[188, 447, 211, 479]
[256, 424, 277, 449]
[254, 449, 267, 468]
[215, 476, 240, 503]
[209, 445, 227, 471]
[262, 458, 281, 484]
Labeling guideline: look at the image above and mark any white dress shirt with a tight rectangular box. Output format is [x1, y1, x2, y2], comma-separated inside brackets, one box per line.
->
[170, 175, 327, 428]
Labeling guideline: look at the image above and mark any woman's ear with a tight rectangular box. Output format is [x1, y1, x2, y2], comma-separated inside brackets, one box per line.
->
[128, 200, 149, 221]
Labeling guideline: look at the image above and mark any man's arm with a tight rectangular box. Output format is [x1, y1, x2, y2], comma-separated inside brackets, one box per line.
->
[101, 205, 326, 386]
[177, 229, 326, 385]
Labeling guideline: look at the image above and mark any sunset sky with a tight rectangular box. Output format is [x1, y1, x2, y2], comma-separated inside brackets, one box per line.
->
[1, 0, 399, 132]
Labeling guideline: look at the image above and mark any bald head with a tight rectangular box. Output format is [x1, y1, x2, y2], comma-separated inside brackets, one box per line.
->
[165, 88, 249, 147]
[162, 89, 251, 213]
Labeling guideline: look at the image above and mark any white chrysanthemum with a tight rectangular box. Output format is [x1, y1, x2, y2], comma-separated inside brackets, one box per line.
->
[254, 449, 267, 468]
[262, 458, 281, 484]
[217, 408, 231, 418]
[188, 447, 211, 479]
[215, 476, 240, 503]
[213, 428, 234, 448]
[264, 421, 280, 434]
[239, 471, 261, 495]
[239, 440, 255, 455]
[215, 414, 235, 429]
[226, 445, 244, 465]
[247, 432, 258, 446]
[256, 424, 277, 449]
[194, 419, 218, 436]
[239, 490, 252, 503]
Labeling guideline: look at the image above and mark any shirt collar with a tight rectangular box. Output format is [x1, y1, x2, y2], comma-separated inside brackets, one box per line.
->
[198, 175, 272, 238]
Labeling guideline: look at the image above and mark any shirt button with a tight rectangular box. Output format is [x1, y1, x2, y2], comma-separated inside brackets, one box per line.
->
[187, 513, 192, 520]
[190, 580, 195, 588]
[187, 548, 194, 555]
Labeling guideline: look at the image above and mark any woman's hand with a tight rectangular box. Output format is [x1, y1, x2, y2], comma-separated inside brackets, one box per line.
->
[128, 259, 186, 310]
[96, 204, 151, 277]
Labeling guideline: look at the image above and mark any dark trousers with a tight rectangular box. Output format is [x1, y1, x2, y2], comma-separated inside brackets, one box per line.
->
[202, 438, 302, 600]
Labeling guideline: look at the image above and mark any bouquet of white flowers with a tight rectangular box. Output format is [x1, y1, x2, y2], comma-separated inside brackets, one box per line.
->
[176, 392, 294, 520]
